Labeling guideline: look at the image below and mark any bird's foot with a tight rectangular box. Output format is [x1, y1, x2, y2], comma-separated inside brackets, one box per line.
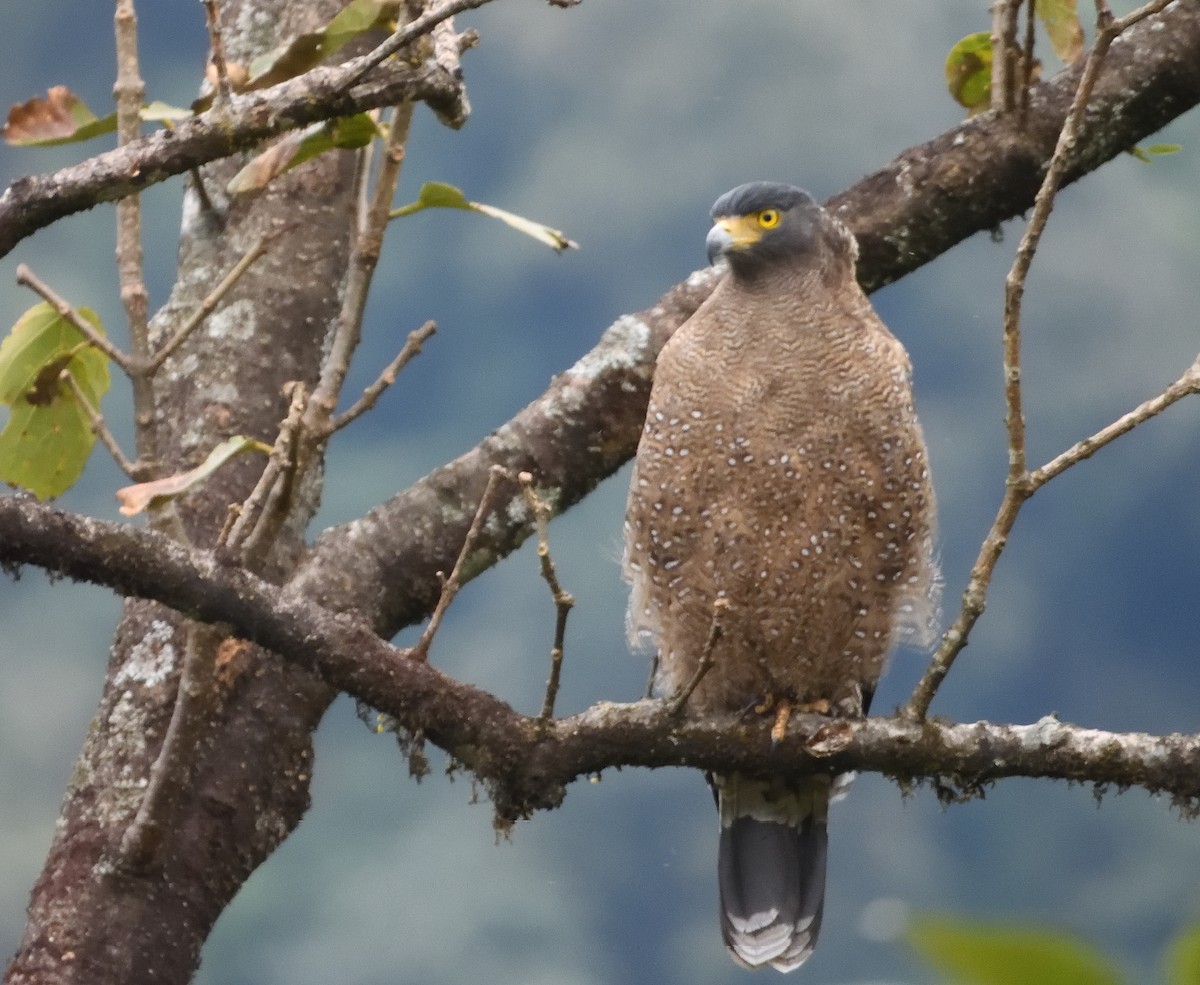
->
[764, 697, 833, 748]
[770, 700, 793, 747]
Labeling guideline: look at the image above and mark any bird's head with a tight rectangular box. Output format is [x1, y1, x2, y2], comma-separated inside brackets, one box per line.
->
[705, 182, 856, 281]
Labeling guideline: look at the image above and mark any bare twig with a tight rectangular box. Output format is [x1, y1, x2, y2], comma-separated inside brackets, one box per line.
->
[304, 101, 415, 434]
[904, 0, 1180, 721]
[112, 0, 157, 468]
[224, 383, 308, 564]
[61, 370, 140, 479]
[990, 0, 1021, 113]
[201, 0, 234, 107]
[188, 166, 219, 219]
[408, 466, 507, 662]
[514, 471, 576, 722]
[1020, 0, 1037, 120]
[903, 490, 1026, 721]
[327, 319, 437, 435]
[667, 598, 727, 716]
[1106, 0, 1175, 33]
[15, 264, 133, 372]
[148, 233, 273, 372]
[118, 622, 224, 870]
[351, 117, 378, 234]
[1030, 357, 1200, 487]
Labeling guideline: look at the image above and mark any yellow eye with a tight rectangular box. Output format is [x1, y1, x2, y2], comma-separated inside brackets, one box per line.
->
[757, 209, 781, 229]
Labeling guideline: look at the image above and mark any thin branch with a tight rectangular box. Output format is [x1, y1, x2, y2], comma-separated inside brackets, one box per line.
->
[990, 0, 1021, 113]
[201, 0, 235, 107]
[60, 370, 140, 479]
[304, 101, 416, 433]
[514, 471, 575, 723]
[118, 622, 224, 870]
[1030, 357, 1200, 487]
[112, 0, 156, 467]
[1104, 0, 1171, 32]
[902, 488, 1025, 721]
[147, 233, 273, 373]
[905, 0, 1177, 721]
[1019, 0, 1037, 121]
[15, 264, 134, 372]
[408, 465, 507, 662]
[223, 382, 308, 561]
[327, 319, 437, 435]
[351, 116, 377, 235]
[667, 598, 727, 716]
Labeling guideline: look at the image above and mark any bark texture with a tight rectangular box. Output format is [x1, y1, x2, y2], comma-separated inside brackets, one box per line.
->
[5, 2, 354, 983]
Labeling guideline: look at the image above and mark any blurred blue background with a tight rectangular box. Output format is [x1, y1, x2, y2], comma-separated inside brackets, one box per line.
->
[2, 2, 1199, 983]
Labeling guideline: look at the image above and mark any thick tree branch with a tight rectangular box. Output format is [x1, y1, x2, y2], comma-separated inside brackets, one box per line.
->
[0, 45, 472, 260]
[3, 496, 1199, 824]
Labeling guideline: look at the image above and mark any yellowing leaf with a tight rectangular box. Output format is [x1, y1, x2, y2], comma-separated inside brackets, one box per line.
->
[3, 86, 117, 147]
[909, 915, 1125, 985]
[4, 89, 191, 146]
[391, 182, 579, 252]
[227, 114, 379, 194]
[0, 302, 111, 499]
[115, 435, 272, 516]
[1036, 0, 1084, 64]
[945, 33, 993, 115]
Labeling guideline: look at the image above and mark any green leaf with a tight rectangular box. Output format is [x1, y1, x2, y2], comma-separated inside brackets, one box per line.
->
[945, 32, 993, 114]
[115, 435, 272, 516]
[1164, 926, 1200, 985]
[140, 101, 193, 125]
[391, 182, 580, 252]
[1036, 0, 1084, 64]
[0, 302, 111, 499]
[322, 0, 403, 56]
[910, 915, 1126, 985]
[1130, 143, 1183, 163]
[417, 181, 471, 209]
[0, 394, 95, 500]
[227, 114, 379, 194]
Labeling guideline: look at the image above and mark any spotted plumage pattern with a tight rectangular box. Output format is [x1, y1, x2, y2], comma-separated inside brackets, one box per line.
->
[623, 182, 939, 972]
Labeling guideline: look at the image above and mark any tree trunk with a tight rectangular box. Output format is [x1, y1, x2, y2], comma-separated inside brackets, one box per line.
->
[5, 1, 352, 981]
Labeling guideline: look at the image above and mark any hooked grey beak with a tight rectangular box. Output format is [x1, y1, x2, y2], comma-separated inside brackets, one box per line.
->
[706, 221, 733, 265]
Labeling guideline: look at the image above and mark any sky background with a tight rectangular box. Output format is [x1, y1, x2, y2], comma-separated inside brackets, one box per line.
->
[2, 2, 1199, 984]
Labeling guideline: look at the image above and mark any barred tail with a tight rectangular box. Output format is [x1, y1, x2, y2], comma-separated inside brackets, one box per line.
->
[715, 774, 830, 972]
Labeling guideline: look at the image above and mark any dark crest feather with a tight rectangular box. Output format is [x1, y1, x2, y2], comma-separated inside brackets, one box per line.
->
[710, 182, 814, 219]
